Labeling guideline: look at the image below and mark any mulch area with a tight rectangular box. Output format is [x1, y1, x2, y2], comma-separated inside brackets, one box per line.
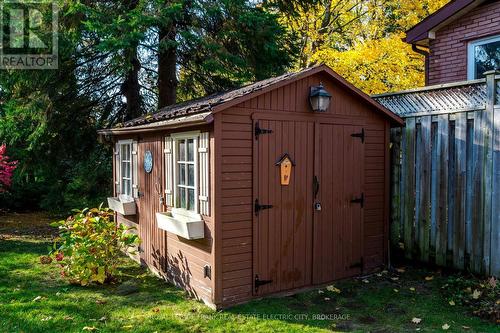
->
[0, 211, 59, 240]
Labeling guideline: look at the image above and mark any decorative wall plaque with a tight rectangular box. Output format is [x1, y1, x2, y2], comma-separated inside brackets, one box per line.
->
[144, 150, 153, 173]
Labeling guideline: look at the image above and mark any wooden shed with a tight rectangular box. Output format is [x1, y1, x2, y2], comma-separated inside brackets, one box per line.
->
[99, 65, 403, 309]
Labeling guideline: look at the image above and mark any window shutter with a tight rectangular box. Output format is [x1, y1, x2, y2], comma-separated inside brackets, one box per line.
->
[164, 137, 174, 206]
[198, 132, 209, 215]
[114, 142, 121, 195]
[132, 141, 139, 198]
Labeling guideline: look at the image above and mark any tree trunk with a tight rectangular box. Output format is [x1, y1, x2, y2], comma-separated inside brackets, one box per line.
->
[121, 0, 142, 121]
[121, 45, 142, 121]
[158, 23, 177, 109]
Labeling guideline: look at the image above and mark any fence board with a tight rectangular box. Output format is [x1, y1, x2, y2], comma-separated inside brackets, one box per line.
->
[416, 116, 431, 262]
[453, 113, 466, 269]
[491, 107, 500, 276]
[402, 118, 416, 259]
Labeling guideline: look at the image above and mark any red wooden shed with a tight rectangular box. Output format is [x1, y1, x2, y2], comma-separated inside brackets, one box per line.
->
[99, 65, 403, 309]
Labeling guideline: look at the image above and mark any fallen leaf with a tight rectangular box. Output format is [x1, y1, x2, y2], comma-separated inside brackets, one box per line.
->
[391, 277, 399, 281]
[465, 287, 472, 293]
[324, 297, 331, 301]
[442, 323, 450, 330]
[41, 316, 52, 321]
[326, 285, 341, 293]
[362, 279, 370, 284]
[396, 268, 406, 273]
[462, 326, 470, 330]
[32, 296, 43, 302]
[449, 300, 455, 306]
[152, 308, 160, 313]
[425, 276, 434, 281]
[376, 273, 382, 277]
[318, 290, 324, 294]
[122, 325, 133, 330]
[471, 289, 481, 299]
[56, 292, 61, 296]
[487, 277, 497, 288]
[381, 270, 388, 274]
[82, 327, 98, 331]
[64, 316, 74, 321]
[98, 316, 106, 322]
[412, 317, 422, 324]
[95, 299, 107, 305]
[393, 289, 399, 293]
[410, 287, 416, 291]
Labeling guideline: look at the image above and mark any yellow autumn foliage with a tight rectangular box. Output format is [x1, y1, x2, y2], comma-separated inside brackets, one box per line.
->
[277, 0, 450, 94]
[312, 33, 424, 94]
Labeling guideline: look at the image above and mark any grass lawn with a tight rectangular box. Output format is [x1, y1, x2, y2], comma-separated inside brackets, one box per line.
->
[0, 212, 497, 333]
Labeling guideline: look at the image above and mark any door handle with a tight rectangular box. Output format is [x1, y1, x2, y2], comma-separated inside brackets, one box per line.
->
[350, 193, 364, 208]
[313, 176, 320, 198]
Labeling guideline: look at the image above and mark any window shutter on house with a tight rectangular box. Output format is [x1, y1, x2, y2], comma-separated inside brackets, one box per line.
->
[132, 141, 139, 198]
[114, 142, 121, 195]
[198, 132, 210, 215]
[164, 137, 174, 206]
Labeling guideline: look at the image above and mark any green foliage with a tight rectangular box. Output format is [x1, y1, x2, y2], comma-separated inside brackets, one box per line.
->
[49, 207, 140, 286]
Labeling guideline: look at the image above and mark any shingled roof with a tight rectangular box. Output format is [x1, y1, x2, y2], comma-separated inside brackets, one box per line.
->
[109, 64, 402, 133]
[123, 66, 320, 128]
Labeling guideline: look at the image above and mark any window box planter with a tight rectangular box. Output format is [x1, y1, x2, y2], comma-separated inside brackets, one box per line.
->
[156, 208, 204, 240]
[107, 197, 136, 216]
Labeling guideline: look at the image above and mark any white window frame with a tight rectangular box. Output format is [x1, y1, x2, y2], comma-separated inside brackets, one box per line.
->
[171, 131, 200, 213]
[467, 35, 500, 80]
[118, 139, 133, 197]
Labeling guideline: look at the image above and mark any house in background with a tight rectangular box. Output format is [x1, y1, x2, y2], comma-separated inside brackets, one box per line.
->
[404, 0, 500, 85]
[374, 0, 500, 276]
[99, 65, 403, 309]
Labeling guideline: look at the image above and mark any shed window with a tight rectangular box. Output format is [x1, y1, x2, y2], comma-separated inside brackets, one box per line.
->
[120, 141, 133, 197]
[467, 35, 500, 80]
[176, 138, 197, 211]
[115, 139, 138, 198]
[165, 131, 209, 215]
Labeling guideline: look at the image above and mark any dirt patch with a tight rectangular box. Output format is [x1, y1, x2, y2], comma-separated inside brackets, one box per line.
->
[357, 315, 377, 324]
[0, 212, 58, 239]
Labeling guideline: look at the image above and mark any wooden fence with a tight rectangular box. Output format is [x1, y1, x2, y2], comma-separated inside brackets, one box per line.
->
[375, 72, 499, 277]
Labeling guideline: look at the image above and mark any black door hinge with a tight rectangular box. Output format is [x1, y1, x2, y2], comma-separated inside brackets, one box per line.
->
[255, 199, 273, 216]
[255, 274, 273, 292]
[255, 122, 273, 139]
[351, 128, 365, 143]
[350, 193, 364, 208]
[349, 257, 364, 270]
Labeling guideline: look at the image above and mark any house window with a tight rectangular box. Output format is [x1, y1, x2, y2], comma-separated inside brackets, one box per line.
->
[119, 141, 133, 197]
[467, 35, 500, 80]
[176, 138, 197, 210]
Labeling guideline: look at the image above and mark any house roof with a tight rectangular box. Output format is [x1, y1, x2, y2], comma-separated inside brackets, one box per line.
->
[405, 0, 486, 46]
[102, 64, 403, 135]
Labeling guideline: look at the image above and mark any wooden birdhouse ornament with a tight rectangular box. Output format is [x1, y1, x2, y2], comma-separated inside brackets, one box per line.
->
[276, 153, 295, 186]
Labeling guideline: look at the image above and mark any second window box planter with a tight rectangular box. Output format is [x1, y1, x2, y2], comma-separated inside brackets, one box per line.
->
[107, 197, 136, 216]
[156, 208, 204, 240]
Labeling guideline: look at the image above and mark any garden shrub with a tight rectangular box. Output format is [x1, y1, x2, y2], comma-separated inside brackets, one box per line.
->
[50, 206, 140, 285]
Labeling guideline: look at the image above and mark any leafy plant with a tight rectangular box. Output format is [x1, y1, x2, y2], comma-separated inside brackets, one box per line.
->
[50, 206, 140, 286]
[0, 144, 18, 192]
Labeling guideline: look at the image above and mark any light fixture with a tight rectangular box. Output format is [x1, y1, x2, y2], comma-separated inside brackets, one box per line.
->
[309, 83, 332, 112]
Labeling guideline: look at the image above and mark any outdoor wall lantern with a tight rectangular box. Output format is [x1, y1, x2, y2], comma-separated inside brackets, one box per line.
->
[309, 83, 332, 112]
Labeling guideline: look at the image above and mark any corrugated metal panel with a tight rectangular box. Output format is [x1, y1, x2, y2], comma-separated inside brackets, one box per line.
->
[374, 80, 488, 117]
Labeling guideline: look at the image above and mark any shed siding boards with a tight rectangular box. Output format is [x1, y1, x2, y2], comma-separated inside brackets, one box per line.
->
[427, 1, 500, 85]
[217, 73, 390, 307]
[115, 129, 215, 307]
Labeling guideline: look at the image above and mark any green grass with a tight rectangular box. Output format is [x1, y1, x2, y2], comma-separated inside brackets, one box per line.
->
[0, 213, 497, 332]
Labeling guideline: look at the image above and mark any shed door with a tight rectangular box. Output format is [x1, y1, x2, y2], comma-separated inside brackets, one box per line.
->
[253, 119, 314, 295]
[312, 124, 364, 284]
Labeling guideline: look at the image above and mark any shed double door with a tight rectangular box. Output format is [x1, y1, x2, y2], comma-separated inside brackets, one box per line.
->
[253, 118, 364, 296]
